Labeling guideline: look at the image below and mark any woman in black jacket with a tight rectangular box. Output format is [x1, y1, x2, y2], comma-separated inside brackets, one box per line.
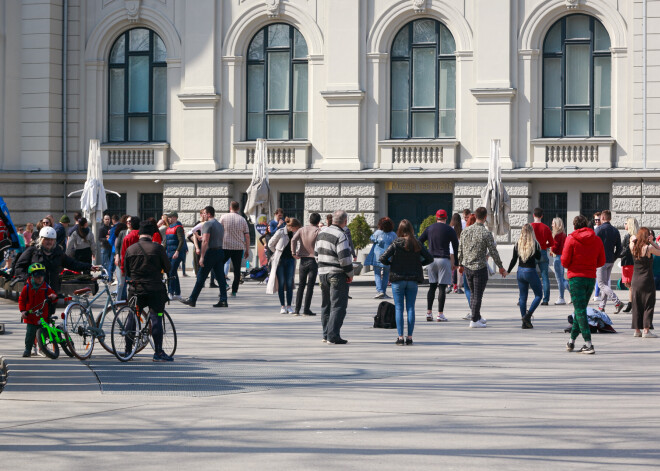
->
[507, 224, 542, 329]
[379, 219, 433, 345]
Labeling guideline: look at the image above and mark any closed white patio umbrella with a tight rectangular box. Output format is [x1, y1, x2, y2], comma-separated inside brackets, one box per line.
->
[481, 139, 511, 237]
[244, 139, 272, 267]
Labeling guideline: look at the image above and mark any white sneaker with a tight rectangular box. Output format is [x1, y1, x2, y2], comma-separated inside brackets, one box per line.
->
[373, 293, 384, 299]
[426, 313, 433, 321]
[593, 296, 599, 301]
[286, 306, 294, 314]
[436, 314, 448, 322]
[171, 295, 182, 301]
[462, 312, 472, 320]
[469, 320, 487, 328]
[554, 298, 566, 305]
[33, 346, 45, 357]
[280, 307, 287, 314]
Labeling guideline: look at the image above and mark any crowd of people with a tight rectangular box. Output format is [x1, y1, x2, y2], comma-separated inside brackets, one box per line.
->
[4, 199, 660, 359]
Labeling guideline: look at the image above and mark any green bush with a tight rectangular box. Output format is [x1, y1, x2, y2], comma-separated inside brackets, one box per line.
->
[418, 215, 436, 246]
[348, 214, 373, 256]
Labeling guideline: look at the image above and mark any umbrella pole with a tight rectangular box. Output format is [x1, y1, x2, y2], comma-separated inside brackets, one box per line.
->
[91, 211, 98, 263]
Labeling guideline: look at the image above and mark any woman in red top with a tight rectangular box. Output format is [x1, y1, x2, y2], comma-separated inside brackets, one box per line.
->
[549, 217, 569, 305]
[18, 263, 57, 357]
[561, 215, 606, 354]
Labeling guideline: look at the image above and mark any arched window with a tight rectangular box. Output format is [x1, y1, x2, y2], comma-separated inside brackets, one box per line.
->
[390, 19, 456, 139]
[543, 15, 611, 137]
[246, 23, 308, 140]
[108, 28, 167, 142]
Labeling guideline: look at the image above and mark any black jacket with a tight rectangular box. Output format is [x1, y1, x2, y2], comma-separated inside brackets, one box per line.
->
[15, 245, 91, 293]
[595, 222, 622, 264]
[124, 239, 171, 291]
[507, 241, 542, 273]
[620, 233, 634, 266]
[379, 238, 434, 282]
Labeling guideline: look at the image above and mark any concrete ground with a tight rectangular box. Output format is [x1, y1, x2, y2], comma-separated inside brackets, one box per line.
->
[1, 275, 659, 470]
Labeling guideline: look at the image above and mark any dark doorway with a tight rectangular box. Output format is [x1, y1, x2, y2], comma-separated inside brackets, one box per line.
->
[388, 193, 453, 234]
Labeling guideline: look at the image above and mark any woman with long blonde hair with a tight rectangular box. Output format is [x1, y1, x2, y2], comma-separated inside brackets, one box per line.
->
[630, 227, 660, 338]
[549, 217, 569, 304]
[507, 224, 542, 328]
[619, 217, 639, 312]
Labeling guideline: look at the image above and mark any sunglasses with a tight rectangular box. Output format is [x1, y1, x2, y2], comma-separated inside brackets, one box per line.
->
[42, 220, 51, 225]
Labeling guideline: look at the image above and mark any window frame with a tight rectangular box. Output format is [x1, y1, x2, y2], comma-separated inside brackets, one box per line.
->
[246, 23, 308, 141]
[139, 193, 163, 222]
[539, 192, 568, 229]
[279, 192, 305, 223]
[389, 19, 456, 139]
[542, 15, 611, 138]
[108, 28, 167, 143]
[580, 192, 610, 222]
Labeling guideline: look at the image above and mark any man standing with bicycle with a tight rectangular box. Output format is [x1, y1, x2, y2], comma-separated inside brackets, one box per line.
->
[124, 221, 172, 362]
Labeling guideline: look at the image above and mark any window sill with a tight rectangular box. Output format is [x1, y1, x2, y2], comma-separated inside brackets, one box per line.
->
[531, 138, 615, 169]
[234, 141, 311, 169]
[378, 139, 459, 170]
[101, 142, 170, 171]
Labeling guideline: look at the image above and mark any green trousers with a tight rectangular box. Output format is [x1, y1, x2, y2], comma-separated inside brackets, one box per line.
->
[24, 324, 39, 352]
[569, 277, 595, 343]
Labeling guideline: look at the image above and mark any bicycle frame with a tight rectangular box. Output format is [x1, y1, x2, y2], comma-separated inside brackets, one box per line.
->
[69, 270, 121, 338]
[38, 317, 68, 345]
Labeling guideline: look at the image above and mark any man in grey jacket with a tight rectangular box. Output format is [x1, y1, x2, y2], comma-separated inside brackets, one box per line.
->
[595, 210, 623, 313]
[315, 210, 354, 344]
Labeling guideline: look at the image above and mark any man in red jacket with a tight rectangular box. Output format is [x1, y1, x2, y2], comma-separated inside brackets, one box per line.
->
[561, 215, 606, 354]
[531, 208, 554, 305]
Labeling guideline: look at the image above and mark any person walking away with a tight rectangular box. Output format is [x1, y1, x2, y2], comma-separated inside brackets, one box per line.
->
[112, 217, 128, 296]
[291, 212, 321, 315]
[507, 224, 542, 329]
[561, 215, 605, 354]
[459, 214, 477, 320]
[179, 206, 228, 308]
[315, 210, 354, 344]
[53, 215, 70, 250]
[449, 213, 464, 294]
[98, 214, 113, 276]
[591, 212, 603, 300]
[19, 263, 57, 357]
[124, 221, 173, 361]
[457, 207, 507, 328]
[370, 217, 397, 299]
[620, 217, 639, 313]
[379, 219, 433, 345]
[219, 201, 250, 296]
[267, 218, 301, 314]
[531, 208, 553, 305]
[119, 217, 141, 301]
[107, 215, 120, 281]
[550, 217, 570, 305]
[630, 227, 660, 338]
[67, 212, 82, 237]
[164, 211, 186, 300]
[595, 210, 623, 313]
[66, 217, 95, 264]
[419, 209, 459, 322]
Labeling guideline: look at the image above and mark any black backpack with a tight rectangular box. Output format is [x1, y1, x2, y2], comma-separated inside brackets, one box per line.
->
[374, 301, 396, 329]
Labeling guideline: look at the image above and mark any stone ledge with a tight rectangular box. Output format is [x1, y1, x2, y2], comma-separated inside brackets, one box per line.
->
[305, 183, 340, 197]
[164, 183, 195, 197]
[612, 197, 642, 212]
[197, 183, 232, 197]
[612, 182, 642, 197]
[341, 182, 377, 197]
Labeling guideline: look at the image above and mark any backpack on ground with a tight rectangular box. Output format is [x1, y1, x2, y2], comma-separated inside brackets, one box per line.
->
[374, 301, 396, 329]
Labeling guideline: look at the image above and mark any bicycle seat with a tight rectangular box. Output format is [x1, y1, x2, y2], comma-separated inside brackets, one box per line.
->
[73, 287, 92, 296]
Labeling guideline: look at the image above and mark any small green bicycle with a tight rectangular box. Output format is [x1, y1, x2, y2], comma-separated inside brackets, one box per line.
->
[36, 311, 74, 360]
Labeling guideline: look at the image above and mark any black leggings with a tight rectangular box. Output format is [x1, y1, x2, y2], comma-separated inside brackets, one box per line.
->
[427, 283, 447, 312]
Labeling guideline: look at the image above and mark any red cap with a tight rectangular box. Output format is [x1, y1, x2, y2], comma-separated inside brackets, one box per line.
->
[436, 209, 448, 219]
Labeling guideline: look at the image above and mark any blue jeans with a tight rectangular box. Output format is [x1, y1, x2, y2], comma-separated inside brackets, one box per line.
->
[189, 248, 227, 303]
[517, 267, 543, 318]
[276, 258, 296, 306]
[100, 247, 112, 279]
[552, 255, 569, 300]
[373, 266, 390, 294]
[392, 280, 418, 337]
[537, 249, 550, 303]
[463, 272, 471, 305]
[168, 255, 182, 296]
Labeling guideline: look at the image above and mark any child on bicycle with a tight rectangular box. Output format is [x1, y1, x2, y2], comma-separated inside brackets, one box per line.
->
[19, 263, 57, 357]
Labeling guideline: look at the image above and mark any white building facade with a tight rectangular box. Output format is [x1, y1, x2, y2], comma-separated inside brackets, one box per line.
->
[0, 0, 659, 240]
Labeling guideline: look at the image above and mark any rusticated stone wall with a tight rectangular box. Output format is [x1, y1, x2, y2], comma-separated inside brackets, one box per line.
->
[163, 182, 233, 227]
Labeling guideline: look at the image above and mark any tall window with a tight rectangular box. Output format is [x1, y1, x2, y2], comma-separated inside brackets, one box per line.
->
[140, 193, 163, 221]
[246, 24, 308, 140]
[109, 28, 167, 142]
[279, 192, 304, 223]
[390, 19, 456, 139]
[581, 192, 609, 221]
[103, 193, 127, 217]
[543, 15, 611, 137]
[539, 192, 567, 228]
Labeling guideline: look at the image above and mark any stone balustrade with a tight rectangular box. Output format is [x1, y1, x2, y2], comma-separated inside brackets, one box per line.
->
[101, 143, 169, 171]
[531, 138, 615, 169]
[378, 140, 459, 169]
[234, 141, 311, 170]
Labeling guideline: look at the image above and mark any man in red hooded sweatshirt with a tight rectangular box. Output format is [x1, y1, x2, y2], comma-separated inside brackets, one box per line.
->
[561, 215, 606, 354]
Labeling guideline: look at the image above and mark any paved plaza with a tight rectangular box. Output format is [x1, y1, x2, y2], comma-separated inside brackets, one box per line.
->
[1, 276, 660, 470]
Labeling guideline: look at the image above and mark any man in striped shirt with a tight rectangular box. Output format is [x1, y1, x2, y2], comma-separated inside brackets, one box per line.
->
[315, 210, 354, 344]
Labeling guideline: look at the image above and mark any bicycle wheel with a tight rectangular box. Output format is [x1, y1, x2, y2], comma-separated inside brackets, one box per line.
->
[60, 337, 74, 358]
[148, 310, 177, 357]
[111, 306, 140, 362]
[63, 303, 95, 360]
[95, 307, 116, 355]
[36, 327, 59, 359]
